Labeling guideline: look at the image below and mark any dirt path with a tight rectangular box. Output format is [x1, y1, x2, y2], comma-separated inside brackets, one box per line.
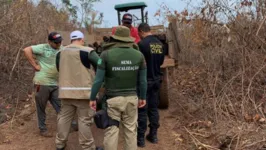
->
[0, 105, 178, 150]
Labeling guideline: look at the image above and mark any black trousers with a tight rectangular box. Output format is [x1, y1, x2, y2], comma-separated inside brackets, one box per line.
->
[137, 79, 161, 136]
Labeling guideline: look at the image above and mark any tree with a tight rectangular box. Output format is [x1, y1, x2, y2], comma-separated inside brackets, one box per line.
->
[0, 0, 13, 17]
[62, 0, 101, 27]
[62, 0, 78, 21]
[85, 11, 103, 34]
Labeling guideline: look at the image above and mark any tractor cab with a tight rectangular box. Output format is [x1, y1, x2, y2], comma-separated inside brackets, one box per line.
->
[114, 2, 148, 26]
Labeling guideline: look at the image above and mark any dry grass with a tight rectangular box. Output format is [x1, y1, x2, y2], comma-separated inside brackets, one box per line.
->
[0, 0, 76, 122]
[166, 0, 266, 149]
[1, 0, 266, 149]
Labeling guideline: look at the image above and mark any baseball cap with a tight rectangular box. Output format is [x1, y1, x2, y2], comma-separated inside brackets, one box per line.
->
[48, 32, 62, 43]
[122, 13, 133, 24]
[70, 30, 84, 40]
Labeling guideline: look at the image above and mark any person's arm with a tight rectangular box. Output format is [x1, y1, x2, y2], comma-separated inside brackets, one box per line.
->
[89, 51, 107, 110]
[138, 55, 147, 108]
[138, 69, 147, 99]
[55, 52, 60, 72]
[88, 50, 100, 70]
[23, 46, 41, 71]
[90, 69, 105, 101]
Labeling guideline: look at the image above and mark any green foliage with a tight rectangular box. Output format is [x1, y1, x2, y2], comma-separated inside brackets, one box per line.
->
[38, 0, 57, 10]
[62, 0, 102, 27]
[62, 0, 78, 20]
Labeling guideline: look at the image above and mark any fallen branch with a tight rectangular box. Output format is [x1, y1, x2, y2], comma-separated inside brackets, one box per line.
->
[10, 94, 19, 130]
[247, 64, 266, 114]
[184, 127, 220, 150]
[9, 41, 31, 81]
[256, 16, 266, 36]
[189, 130, 212, 138]
[241, 137, 266, 149]
[235, 124, 244, 150]
[9, 48, 22, 81]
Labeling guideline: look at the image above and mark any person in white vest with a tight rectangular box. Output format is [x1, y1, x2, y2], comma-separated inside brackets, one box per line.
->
[55, 30, 102, 150]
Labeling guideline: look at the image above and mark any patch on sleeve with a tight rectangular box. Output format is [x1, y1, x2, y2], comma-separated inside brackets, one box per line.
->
[97, 59, 102, 65]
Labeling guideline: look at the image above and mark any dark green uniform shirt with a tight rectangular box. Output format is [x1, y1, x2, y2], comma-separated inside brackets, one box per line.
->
[90, 46, 147, 100]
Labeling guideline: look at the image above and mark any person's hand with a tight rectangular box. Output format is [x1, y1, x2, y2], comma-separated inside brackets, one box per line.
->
[34, 64, 41, 71]
[138, 99, 146, 108]
[90, 101, 97, 111]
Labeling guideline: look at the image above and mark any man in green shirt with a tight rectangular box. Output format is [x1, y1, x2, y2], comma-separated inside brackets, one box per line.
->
[90, 26, 147, 150]
[23, 32, 62, 137]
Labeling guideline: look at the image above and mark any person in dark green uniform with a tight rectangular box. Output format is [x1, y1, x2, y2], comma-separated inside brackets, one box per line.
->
[90, 26, 147, 150]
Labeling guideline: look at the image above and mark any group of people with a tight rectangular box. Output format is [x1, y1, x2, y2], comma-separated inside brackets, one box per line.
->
[23, 13, 165, 150]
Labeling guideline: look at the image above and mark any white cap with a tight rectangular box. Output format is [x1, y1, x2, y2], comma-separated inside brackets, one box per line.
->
[70, 30, 84, 40]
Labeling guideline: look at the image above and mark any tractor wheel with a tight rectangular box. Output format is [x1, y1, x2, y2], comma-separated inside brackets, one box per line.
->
[158, 68, 169, 109]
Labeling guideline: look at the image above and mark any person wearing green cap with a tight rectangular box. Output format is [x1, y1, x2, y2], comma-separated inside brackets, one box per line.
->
[90, 26, 147, 150]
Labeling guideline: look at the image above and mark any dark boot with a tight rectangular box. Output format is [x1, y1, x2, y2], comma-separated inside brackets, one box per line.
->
[146, 128, 158, 144]
[40, 130, 53, 137]
[56, 147, 65, 150]
[96, 147, 104, 150]
[137, 133, 145, 147]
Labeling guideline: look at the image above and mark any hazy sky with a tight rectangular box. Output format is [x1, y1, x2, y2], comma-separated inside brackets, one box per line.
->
[48, 0, 193, 27]
[92, 0, 188, 27]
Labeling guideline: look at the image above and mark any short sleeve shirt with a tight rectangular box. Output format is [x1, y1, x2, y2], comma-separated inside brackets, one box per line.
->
[31, 44, 60, 85]
[138, 35, 165, 80]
